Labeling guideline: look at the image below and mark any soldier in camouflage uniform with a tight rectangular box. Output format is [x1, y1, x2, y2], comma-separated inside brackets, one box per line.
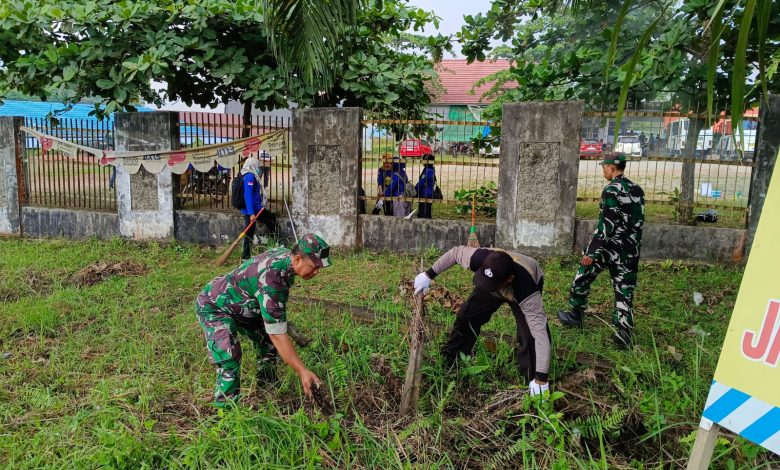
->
[195, 234, 332, 407]
[558, 154, 645, 348]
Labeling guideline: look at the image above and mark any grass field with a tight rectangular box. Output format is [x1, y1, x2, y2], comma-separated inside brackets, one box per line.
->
[1, 237, 777, 468]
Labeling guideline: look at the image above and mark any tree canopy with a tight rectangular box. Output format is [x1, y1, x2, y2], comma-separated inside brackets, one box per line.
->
[458, 0, 779, 122]
[0, 0, 449, 118]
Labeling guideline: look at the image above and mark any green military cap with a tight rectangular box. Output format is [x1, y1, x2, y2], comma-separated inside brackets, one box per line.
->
[297, 234, 332, 268]
[600, 153, 627, 165]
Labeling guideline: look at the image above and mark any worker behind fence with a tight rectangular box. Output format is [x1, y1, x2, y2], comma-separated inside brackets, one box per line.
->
[195, 234, 332, 408]
[415, 155, 436, 219]
[377, 154, 395, 215]
[414, 247, 552, 397]
[558, 153, 645, 349]
[239, 157, 278, 260]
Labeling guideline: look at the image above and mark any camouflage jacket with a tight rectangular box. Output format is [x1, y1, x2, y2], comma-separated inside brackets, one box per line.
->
[586, 174, 645, 258]
[196, 247, 295, 334]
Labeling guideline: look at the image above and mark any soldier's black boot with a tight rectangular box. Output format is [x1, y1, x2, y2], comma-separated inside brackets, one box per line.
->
[557, 307, 584, 329]
[612, 327, 633, 350]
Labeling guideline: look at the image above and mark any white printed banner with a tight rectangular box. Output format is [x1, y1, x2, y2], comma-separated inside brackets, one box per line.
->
[20, 126, 287, 175]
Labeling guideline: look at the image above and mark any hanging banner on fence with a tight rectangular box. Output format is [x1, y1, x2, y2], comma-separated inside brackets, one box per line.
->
[19, 126, 287, 175]
[698, 153, 780, 455]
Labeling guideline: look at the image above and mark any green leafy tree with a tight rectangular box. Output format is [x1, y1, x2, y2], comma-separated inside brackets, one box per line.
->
[458, 0, 779, 222]
[461, 0, 778, 116]
[0, 0, 448, 120]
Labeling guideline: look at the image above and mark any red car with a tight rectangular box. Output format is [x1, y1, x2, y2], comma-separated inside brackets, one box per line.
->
[579, 139, 604, 160]
[399, 139, 434, 158]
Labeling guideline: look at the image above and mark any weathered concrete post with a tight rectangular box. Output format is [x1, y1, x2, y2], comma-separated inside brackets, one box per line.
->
[114, 112, 179, 240]
[0, 116, 24, 235]
[291, 107, 362, 247]
[496, 101, 584, 255]
[748, 94, 780, 254]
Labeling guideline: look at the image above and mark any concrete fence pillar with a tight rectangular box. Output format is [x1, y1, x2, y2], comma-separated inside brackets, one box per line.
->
[291, 107, 362, 247]
[0, 116, 23, 235]
[748, 94, 780, 254]
[114, 112, 179, 240]
[495, 101, 584, 255]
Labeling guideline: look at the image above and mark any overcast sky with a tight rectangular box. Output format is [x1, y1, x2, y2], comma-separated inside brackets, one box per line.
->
[153, 0, 496, 112]
[409, 0, 496, 58]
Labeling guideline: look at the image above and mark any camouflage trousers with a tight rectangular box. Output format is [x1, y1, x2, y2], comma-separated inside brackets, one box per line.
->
[568, 253, 638, 330]
[195, 304, 277, 403]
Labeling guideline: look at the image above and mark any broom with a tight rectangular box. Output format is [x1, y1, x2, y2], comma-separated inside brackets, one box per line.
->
[467, 193, 480, 247]
[216, 207, 265, 266]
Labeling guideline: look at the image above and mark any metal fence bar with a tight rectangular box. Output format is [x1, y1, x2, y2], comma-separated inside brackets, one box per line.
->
[174, 111, 291, 214]
[23, 117, 116, 212]
[360, 114, 499, 221]
[578, 110, 756, 227]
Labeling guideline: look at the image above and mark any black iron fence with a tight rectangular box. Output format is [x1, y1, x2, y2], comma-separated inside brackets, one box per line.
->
[579, 111, 756, 228]
[17, 108, 758, 229]
[174, 112, 291, 214]
[22, 117, 117, 212]
[361, 115, 500, 221]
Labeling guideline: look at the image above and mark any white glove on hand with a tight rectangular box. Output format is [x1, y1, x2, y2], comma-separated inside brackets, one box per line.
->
[529, 379, 549, 397]
[413, 272, 432, 295]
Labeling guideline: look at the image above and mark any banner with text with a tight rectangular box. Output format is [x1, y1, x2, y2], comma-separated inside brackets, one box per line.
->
[700, 151, 780, 455]
[20, 126, 287, 175]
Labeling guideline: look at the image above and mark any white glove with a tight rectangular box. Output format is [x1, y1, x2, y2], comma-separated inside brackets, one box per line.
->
[414, 272, 432, 295]
[529, 379, 549, 397]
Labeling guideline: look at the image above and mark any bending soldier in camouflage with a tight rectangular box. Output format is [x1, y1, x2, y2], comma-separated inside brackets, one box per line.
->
[558, 154, 645, 348]
[195, 234, 332, 407]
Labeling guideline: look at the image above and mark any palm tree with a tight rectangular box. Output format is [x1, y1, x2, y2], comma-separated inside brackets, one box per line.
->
[262, 0, 359, 88]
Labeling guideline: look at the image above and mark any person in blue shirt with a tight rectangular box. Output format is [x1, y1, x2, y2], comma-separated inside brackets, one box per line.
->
[376, 154, 409, 216]
[240, 157, 277, 260]
[415, 155, 436, 219]
[381, 157, 412, 217]
[376, 154, 394, 215]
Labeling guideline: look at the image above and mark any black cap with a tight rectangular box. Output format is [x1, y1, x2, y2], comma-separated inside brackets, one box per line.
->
[473, 251, 515, 292]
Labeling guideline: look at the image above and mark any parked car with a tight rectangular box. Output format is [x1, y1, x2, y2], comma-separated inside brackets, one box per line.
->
[399, 139, 433, 158]
[579, 138, 603, 160]
[614, 135, 643, 157]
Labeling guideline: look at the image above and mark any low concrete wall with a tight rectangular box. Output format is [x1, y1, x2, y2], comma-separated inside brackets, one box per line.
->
[16, 207, 749, 264]
[174, 210, 292, 245]
[360, 215, 496, 252]
[22, 207, 119, 240]
[175, 210, 244, 245]
[574, 219, 747, 264]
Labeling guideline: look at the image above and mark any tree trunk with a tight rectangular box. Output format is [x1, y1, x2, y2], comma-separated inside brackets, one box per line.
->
[678, 117, 705, 224]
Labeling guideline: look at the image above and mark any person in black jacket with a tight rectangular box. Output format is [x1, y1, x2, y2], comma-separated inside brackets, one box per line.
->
[414, 246, 552, 397]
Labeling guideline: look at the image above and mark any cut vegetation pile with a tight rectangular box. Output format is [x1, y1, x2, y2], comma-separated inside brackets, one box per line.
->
[70, 260, 149, 287]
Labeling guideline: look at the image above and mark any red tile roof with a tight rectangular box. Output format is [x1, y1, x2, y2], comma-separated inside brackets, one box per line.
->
[431, 59, 514, 105]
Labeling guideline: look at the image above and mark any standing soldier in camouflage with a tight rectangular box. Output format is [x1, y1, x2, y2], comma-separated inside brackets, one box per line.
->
[558, 154, 645, 348]
[195, 234, 332, 407]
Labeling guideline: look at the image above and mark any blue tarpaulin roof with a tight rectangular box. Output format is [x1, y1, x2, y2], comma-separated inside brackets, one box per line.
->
[0, 100, 221, 146]
[0, 99, 153, 121]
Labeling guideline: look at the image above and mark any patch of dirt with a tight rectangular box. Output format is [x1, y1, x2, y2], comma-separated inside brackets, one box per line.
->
[397, 280, 464, 313]
[309, 385, 335, 416]
[70, 260, 149, 287]
[155, 393, 214, 432]
[351, 355, 404, 428]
